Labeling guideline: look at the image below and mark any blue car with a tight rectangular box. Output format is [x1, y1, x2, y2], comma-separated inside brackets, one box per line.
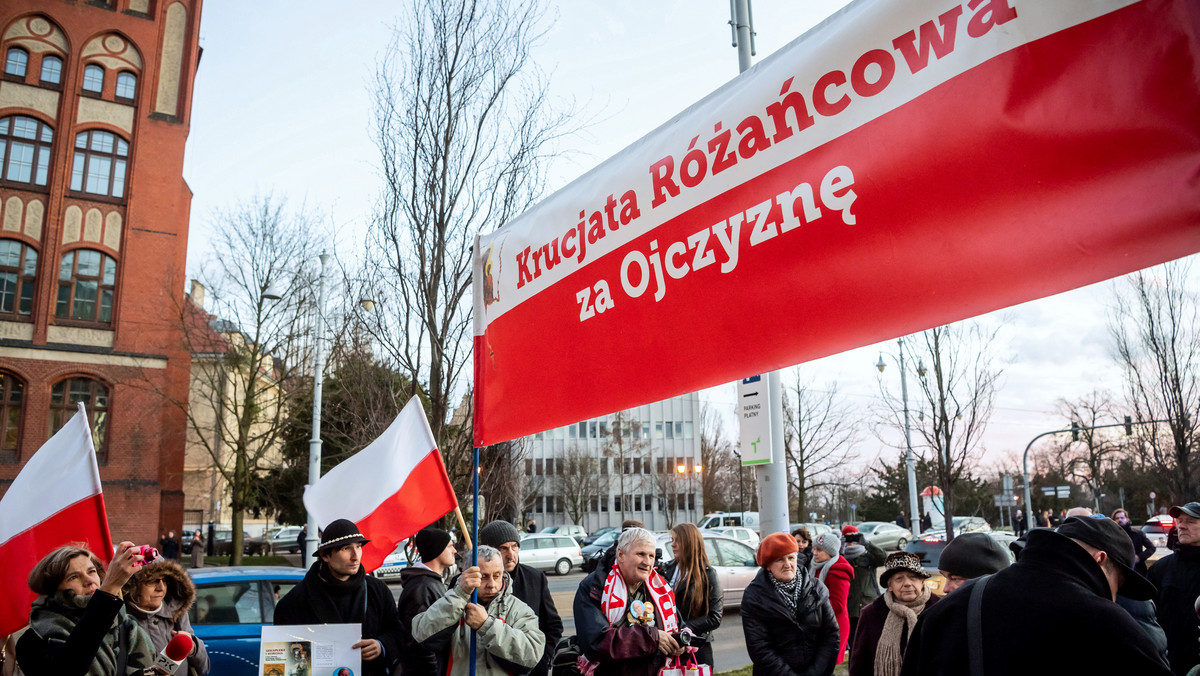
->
[187, 566, 307, 675]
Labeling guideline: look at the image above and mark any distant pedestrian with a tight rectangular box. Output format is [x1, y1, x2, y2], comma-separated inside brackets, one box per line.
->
[901, 516, 1170, 675]
[849, 552, 937, 676]
[296, 524, 307, 557]
[919, 513, 932, 534]
[1015, 510, 1027, 538]
[811, 532, 854, 664]
[190, 531, 205, 568]
[895, 512, 908, 530]
[1037, 510, 1050, 528]
[526, 519, 536, 534]
[159, 530, 180, 560]
[936, 532, 1010, 594]
[843, 528, 887, 651]
[792, 526, 813, 570]
[741, 532, 839, 675]
[1114, 508, 1156, 575]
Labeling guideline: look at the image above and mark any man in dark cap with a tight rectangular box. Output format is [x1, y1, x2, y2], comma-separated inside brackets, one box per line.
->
[397, 527, 457, 675]
[1150, 502, 1200, 675]
[901, 516, 1171, 675]
[937, 532, 1011, 594]
[273, 519, 403, 676]
[478, 520, 562, 676]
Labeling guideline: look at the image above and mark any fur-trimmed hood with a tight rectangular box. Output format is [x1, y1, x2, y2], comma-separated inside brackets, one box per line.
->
[122, 558, 195, 623]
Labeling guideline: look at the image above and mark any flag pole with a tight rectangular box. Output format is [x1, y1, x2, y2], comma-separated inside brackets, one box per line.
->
[454, 505, 473, 551]
[469, 235, 483, 676]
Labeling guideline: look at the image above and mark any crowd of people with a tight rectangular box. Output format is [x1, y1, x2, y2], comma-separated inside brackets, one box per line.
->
[8, 502, 1200, 675]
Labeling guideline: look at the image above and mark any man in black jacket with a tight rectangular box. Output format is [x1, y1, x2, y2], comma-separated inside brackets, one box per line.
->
[274, 519, 403, 676]
[901, 516, 1170, 676]
[397, 527, 457, 675]
[1150, 502, 1200, 675]
[478, 520, 563, 676]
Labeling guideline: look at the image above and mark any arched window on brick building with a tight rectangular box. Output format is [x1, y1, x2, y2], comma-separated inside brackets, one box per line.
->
[0, 371, 23, 463]
[0, 238, 37, 319]
[4, 47, 27, 78]
[115, 71, 136, 101]
[0, 115, 54, 188]
[82, 64, 104, 93]
[56, 249, 116, 325]
[40, 55, 62, 85]
[49, 377, 108, 462]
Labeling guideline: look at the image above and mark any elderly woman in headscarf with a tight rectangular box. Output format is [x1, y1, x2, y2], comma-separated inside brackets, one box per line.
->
[741, 532, 840, 675]
[848, 552, 939, 676]
[811, 532, 854, 664]
[123, 559, 209, 675]
[16, 542, 158, 675]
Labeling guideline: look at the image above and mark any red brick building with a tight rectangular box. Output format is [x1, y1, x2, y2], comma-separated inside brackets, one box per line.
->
[0, 0, 202, 545]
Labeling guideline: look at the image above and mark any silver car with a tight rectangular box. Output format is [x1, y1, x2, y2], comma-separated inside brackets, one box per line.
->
[655, 532, 758, 609]
[519, 533, 584, 575]
[856, 521, 913, 550]
[704, 526, 760, 549]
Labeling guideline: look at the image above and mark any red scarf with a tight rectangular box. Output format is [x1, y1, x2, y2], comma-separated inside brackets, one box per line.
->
[579, 563, 678, 675]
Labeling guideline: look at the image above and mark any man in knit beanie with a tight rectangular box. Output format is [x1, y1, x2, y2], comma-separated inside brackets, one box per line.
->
[397, 528, 456, 675]
[478, 520, 562, 676]
[937, 532, 1011, 594]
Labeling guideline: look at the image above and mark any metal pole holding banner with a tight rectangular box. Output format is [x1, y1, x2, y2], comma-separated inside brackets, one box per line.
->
[305, 253, 330, 560]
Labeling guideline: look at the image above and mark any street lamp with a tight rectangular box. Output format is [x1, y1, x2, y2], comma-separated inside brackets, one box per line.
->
[876, 338, 924, 531]
[265, 252, 374, 558]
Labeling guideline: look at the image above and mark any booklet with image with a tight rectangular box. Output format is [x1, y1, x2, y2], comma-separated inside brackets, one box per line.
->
[261, 623, 361, 676]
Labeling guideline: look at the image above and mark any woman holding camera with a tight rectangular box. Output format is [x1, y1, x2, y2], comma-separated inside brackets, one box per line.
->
[16, 542, 158, 675]
[124, 559, 209, 675]
[658, 523, 722, 668]
[741, 533, 839, 675]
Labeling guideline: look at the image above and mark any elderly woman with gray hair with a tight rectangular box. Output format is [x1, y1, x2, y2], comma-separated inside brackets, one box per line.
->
[575, 527, 684, 676]
[848, 552, 938, 676]
[413, 544, 544, 676]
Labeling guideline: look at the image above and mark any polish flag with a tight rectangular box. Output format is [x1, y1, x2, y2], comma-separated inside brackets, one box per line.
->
[0, 403, 113, 637]
[304, 397, 458, 572]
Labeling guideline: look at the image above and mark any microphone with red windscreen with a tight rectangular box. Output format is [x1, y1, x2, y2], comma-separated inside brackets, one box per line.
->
[151, 632, 194, 673]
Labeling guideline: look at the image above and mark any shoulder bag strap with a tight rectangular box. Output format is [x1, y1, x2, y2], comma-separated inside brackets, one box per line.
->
[967, 574, 992, 676]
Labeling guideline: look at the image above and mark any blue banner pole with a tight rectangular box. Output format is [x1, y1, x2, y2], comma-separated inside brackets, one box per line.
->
[469, 444, 480, 675]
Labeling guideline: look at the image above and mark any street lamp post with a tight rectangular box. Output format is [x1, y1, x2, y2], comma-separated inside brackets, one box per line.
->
[877, 338, 923, 531]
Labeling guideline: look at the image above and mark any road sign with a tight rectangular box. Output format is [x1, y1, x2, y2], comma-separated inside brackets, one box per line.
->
[993, 495, 1018, 507]
[738, 375, 772, 465]
[1041, 485, 1071, 499]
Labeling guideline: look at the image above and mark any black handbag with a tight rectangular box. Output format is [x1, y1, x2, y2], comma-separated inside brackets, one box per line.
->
[551, 635, 583, 676]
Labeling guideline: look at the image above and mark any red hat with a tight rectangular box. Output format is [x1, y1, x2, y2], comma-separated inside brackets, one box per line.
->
[841, 524, 859, 535]
[756, 532, 800, 567]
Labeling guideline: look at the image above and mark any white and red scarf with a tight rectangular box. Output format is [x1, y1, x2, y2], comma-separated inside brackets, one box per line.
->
[579, 563, 678, 675]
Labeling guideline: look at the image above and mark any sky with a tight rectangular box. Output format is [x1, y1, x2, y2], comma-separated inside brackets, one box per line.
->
[183, 1, 1197, 477]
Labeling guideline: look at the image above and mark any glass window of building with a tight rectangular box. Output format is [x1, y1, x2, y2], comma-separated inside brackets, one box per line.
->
[40, 55, 62, 84]
[56, 249, 117, 324]
[0, 371, 23, 463]
[4, 48, 27, 77]
[71, 130, 129, 198]
[49, 378, 108, 460]
[0, 116, 54, 187]
[115, 71, 136, 100]
[82, 64, 104, 93]
[0, 239, 37, 318]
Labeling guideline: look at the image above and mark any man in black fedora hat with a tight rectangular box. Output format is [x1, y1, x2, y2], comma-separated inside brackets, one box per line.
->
[901, 516, 1170, 675]
[274, 519, 403, 676]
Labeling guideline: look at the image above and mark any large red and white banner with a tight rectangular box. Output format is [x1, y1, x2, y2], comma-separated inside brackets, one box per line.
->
[304, 397, 458, 572]
[0, 404, 113, 637]
[473, 0, 1200, 446]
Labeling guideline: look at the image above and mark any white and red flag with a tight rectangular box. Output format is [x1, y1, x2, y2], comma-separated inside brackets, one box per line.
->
[303, 397, 458, 572]
[473, 0, 1200, 445]
[0, 403, 113, 637]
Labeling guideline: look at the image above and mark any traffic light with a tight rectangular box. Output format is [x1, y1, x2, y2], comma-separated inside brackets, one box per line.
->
[1071, 421, 1080, 442]
[1124, 415, 1133, 435]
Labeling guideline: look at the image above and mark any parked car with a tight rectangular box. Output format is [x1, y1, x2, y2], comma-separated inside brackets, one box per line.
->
[188, 566, 307, 676]
[581, 532, 619, 572]
[696, 511, 761, 530]
[540, 524, 588, 540]
[580, 526, 618, 546]
[268, 526, 304, 554]
[951, 516, 992, 534]
[243, 533, 272, 556]
[519, 533, 583, 575]
[856, 521, 913, 550]
[1143, 515, 1175, 548]
[655, 532, 758, 608]
[704, 526, 760, 549]
[181, 529, 197, 555]
[211, 530, 250, 556]
[790, 522, 833, 539]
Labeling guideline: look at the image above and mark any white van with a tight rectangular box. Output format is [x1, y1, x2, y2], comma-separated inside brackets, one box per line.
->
[697, 511, 760, 531]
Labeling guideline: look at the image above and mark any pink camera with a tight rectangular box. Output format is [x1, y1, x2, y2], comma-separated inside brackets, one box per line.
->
[133, 545, 158, 566]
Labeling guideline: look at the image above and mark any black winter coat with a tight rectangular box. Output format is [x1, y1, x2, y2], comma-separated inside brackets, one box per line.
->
[574, 564, 670, 676]
[1149, 545, 1200, 675]
[740, 567, 839, 676]
[16, 590, 150, 676]
[397, 565, 452, 676]
[274, 561, 403, 676]
[900, 529, 1171, 676]
[658, 560, 723, 666]
[511, 562, 563, 676]
[1123, 522, 1157, 575]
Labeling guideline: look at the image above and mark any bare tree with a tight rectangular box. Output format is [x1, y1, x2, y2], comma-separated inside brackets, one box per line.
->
[479, 437, 531, 523]
[1110, 260, 1200, 502]
[650, 463, 689, 529]
[359, 0, 573, 478]
[604, 411, 650, 524]
[1054, 390, 1126, 510]
[554, 444, 609, 526]
[699, 404, 741, 513]
[783, 375, 859, 523]
[178, 195, 322, 564]
[902, 323, 1002, 541]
